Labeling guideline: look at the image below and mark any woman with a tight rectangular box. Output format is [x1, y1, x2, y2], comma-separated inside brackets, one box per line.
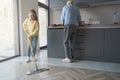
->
[23, 9, 39, 63]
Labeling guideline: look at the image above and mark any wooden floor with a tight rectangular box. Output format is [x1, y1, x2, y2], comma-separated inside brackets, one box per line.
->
[0, 60, 120, 80]
[0, 50, 120, 80]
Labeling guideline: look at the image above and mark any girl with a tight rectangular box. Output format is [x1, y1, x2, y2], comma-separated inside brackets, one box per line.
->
[23, 9, 39, 63]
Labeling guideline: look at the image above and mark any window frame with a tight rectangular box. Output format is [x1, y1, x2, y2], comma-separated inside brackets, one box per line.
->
[0, 0, 20, 62]
[38, 1, 50, 48]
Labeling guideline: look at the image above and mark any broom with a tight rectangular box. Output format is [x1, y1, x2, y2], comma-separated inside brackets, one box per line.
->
[26, 37, 49, 75]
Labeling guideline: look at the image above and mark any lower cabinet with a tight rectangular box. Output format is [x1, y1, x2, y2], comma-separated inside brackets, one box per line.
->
[104, 29, 120, 59]
[84, 29, 104, 57]
[47, 28, 65, 58]
[47, 28, 120, 62]
[75, 29, 104, 59]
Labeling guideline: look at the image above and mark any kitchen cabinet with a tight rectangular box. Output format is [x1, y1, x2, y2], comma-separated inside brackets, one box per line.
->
[47, 26, 120, 63]
[75, 0, 114, 3]
[49, 0, 67, 9]
[49, 0, 120, 9]
[104, 28, 120, 59]
[47, 28, 65, 58]
[75, 29, 104, 59]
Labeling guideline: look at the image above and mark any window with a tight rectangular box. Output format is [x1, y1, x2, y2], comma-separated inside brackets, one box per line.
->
[38, 0, 48, 6]
[0, 0, 19, 61]
[38, 0, 49, 47]
[38, 7, 48, 47]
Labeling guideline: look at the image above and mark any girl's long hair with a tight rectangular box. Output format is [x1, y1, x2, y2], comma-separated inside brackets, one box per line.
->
[29, 9, 38, 21]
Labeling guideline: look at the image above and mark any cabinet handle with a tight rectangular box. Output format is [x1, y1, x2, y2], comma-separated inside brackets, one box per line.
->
[76, 34, 85, 36]
[76, 41, 85, 43]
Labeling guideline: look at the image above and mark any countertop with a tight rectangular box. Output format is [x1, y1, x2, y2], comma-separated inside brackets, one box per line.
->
[48, 24, 120, 29]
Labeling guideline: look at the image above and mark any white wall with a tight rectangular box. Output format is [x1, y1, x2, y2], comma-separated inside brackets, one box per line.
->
[19, 0, 38, 56]
[50, 5, 120, 24]
[50, 9, 62, 24]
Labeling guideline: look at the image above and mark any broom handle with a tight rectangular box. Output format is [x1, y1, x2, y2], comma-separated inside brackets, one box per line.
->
[28, 37, 39, 70]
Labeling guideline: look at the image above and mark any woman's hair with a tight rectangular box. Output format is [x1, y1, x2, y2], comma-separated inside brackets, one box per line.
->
[66, 0, 74, 5]
[29, 9, 38, 21]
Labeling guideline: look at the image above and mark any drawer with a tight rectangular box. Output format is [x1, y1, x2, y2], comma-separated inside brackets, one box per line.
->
[75, 49, 85, 55]
[76, 29, 86, 36]
[76, 36, 85, 42]
[75, 43, 85, 49]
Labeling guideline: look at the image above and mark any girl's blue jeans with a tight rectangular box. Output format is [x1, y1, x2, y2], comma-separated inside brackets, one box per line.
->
[27, 36, 38, 57]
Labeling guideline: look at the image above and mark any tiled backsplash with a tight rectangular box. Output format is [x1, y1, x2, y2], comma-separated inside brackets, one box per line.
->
[50, 5, 120, 24]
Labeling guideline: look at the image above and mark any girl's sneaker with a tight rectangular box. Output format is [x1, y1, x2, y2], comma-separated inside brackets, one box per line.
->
[26, 57, 31, 63]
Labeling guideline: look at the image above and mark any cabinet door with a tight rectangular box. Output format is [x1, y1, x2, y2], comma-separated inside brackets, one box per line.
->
[84, 29, 104, 57]
[49, 0, 115, 8]
[75, 0, 113, 3]
[47, 29, 65, 58]
[104, 28, 120, 58]
[49, 0, 67, 8]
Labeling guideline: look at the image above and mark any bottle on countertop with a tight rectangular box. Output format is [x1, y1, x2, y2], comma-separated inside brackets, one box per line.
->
[113, 11, 119, 24]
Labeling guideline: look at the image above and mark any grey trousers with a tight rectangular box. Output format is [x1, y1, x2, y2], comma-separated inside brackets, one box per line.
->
[63, 24, 77, 59]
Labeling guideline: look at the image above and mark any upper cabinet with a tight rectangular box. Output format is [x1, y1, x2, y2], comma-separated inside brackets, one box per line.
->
[49, 0, 120, 9]
[88, 0, 120, 7]
[49, 0, 67, 9]
[75, 0, 114, 3]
